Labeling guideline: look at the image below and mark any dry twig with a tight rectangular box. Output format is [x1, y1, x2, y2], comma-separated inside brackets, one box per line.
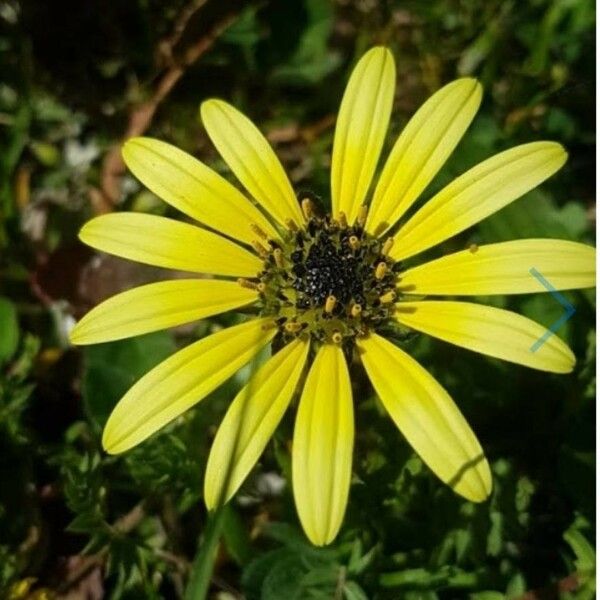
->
[92, 1, 243, 213]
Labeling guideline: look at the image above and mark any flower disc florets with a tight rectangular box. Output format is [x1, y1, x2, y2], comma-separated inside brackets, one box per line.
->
[245, 198, 401, 346]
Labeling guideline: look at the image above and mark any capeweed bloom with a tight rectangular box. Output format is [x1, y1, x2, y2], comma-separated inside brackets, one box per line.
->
[71, 47, 596, 546]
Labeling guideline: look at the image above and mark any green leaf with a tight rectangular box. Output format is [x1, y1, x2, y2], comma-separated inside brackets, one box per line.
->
[380, 567, 446, 589]
[222, 5, 262, 47]
[486, 511, 504, 557]
[81, 331, 175, 427]
[269, 0, 340, 85]
[457, 9, 506, 76]
[241, 548, 295, 599]
[454, 528, 472, 563]
[505, 572, 527, 597]
[261, 553, 309, 600]
[564, 527, 595, 572]
[515, 477, 535, 514]
[343, 581, 369, 600]
[0, 297, 19, 364]
[524, 0, 572, 75]
[264, 522, 313, 551]
[29, 140, 60, 166]
[347, 540, 378, 576]
[477, 190, 591, 243]
[222, 504, 253, 566]
[300, 565, 338, 587]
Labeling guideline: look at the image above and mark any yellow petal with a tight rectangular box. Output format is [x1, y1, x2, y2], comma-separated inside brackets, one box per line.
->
[398, 239, 596, 296]
[390, 142, 568, 261]
[292, 344, 354, 546]
[200, 99, 303, 227]
[122, 137, 280, 245]
[395, 300, 575, 373]
[357, 333, 491, 502]
[70, 279, 257, 345]
[204, 338, 309, 509]
[102, 318, 276, 454]
[331, 46, 396, 224]
[79, 212, 262, 277]
[366, 78, 482, 236]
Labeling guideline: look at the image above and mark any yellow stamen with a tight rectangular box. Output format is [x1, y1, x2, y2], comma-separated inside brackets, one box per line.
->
[237, 278, 259, 290]
[469, 243, 479, 254]
[251, 240, 269, 258]
[250, 223, 268, 240]
[273, 248, 285, 268]
[380, 290, 396, 304]
[382, 237, 394, 256]
[325, 295, 337, 314]
[375, 262, 387, 280]
[350, 304, 362, 318]
[285, 218, 298, 232]
[257, 282, 266, 293]
[301, 197, 314, 220]
[358, 205, 368, 226]
[284, 321, 302, 333]
[332, 331, 343, 344]
[337, 212, 348, 228]
[349, 235, 360, 251]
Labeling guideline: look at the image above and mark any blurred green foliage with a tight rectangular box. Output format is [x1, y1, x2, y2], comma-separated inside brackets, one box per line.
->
[0, 0, 595, 598]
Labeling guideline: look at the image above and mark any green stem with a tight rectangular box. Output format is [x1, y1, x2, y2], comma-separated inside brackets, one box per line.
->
[184, 506, 226, 600]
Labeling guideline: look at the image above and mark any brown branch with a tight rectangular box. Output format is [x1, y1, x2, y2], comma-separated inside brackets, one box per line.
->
[334, 566, 347, 600]
[92, 2, 243, 214]
[515, 572, 581, 600]
[157, 0, 210, 67]
[265, 114, 336, 145]
[56, 502, 147, 595]
[111, 502, 146, 534]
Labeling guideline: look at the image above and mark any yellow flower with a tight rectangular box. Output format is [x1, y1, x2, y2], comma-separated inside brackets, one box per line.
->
[70, 47, 596, 546]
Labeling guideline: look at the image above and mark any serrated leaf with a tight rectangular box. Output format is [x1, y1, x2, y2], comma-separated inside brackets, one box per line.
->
[262, 554, 307, 600]
[241, 549, 294, 599]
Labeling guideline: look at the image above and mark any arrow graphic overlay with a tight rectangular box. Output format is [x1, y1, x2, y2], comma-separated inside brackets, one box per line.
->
[529, 267, 576, 353]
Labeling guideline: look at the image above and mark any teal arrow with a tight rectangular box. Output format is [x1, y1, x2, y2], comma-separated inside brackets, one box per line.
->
[529, 267, 576, 353]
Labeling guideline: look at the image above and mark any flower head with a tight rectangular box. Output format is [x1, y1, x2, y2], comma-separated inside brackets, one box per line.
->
[71, 47, 596, 546]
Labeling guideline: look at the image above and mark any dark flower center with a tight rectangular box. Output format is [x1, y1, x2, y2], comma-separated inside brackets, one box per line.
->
[291, 220, 389, 311]
[249, 200, 402, 346]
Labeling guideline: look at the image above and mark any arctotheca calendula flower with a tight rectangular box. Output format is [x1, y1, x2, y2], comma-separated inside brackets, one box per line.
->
[71, 47, 596, 546]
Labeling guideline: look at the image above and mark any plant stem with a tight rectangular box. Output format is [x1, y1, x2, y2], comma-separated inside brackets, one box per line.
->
[184, 506, 226, 600]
